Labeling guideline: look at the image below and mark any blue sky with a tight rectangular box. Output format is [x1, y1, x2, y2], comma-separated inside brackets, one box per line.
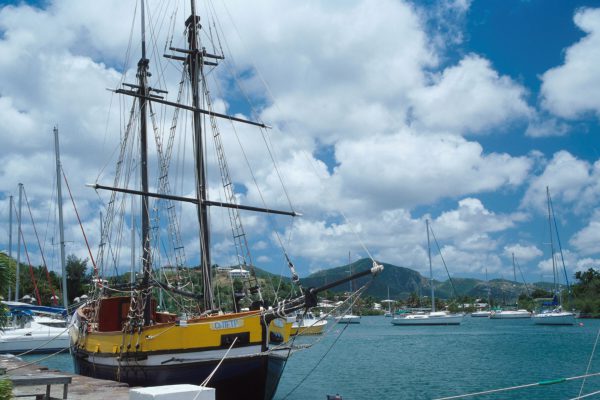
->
[0, 0, 599, 287]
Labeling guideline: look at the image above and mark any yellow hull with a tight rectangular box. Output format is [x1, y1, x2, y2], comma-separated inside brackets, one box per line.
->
[71, 297, 293, 355]
[290, 319, 327, 336]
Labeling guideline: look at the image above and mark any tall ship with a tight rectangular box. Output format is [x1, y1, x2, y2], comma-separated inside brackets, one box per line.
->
[68, 2, 382, 400]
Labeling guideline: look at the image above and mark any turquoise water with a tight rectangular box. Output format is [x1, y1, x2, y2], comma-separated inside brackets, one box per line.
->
[275, 316, 600, 399]
[21, 316, 600, 399]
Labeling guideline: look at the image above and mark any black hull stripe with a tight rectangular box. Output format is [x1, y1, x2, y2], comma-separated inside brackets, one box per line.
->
[73, 350, 287, 400]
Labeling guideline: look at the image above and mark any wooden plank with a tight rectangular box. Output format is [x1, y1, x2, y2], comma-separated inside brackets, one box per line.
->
[9, 374, 72, 386]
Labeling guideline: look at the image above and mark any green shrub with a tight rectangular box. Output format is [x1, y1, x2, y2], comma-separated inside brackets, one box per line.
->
[0, 378, 12, 400]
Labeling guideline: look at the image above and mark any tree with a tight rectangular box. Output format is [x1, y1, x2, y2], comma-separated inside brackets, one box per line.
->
[575, 268, 600, 286]
[571, 267, 600, 316]
[66, 255, 90, 303]
[531, 288, 552, 299]
[0, 254, 11, 329]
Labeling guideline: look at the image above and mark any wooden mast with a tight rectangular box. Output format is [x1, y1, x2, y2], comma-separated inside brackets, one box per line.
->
[138, 0, 152, 325]
[187, 0, 214, 310]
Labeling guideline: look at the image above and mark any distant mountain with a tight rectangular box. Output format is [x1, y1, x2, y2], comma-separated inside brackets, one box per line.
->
[280, 258, 546, 303]
[300, 258, 426, 300]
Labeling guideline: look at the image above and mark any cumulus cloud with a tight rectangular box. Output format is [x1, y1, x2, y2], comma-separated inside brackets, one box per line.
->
[540, 7, 600, 119]
[525, 114, 571, 138]
[282, 198, 524, 277]
[219, 0, 437, 142]
[503, 243, 543, 262]
[1, 0, 594, 284]
[410, 55, 532, 135]
[570, 209, 600, 256]
[521, 151, 600, 214]
[333, 131, 532, 211]
[535, 249, 592, 283]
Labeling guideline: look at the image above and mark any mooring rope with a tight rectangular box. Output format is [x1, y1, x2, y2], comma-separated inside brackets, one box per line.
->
[200, 337, 238, 389]
[569, 388, 600, 400]
[7, 346, 70, 372]
[434, 371, 600, 400]
[12, 325, 70, 358]
[577, 326, 600, 398]
[281, 281, 373, 400]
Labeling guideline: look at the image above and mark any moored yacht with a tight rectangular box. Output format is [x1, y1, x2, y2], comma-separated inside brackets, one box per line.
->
[532, 308, 575, 325]
[391, 220, 463, 327]
[392, 311, 463, 326]
[489, 309, 531, 319]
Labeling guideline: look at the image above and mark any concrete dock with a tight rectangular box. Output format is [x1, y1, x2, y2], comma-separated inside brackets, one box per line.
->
[0, 354, 130, 399]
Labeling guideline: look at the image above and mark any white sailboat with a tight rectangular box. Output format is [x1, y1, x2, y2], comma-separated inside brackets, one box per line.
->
[471, 309, 491, 317]
[392, 220, 463, 326]
[533, 187, 575, 326]
[1, 131, 71, 354]
[472, 268, 491, 317]
[336, 314, 361, 324]
[489, 309, 531, 319]
[336, 255, 361, 324]
[0, 302, 69, 354]
[382, 287, 393, 317]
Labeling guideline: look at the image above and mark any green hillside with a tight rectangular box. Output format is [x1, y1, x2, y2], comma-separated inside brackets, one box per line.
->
[294, 258, 546, 304]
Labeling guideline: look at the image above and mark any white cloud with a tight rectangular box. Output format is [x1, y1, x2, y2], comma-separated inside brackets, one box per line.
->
[535, 249, 591, 284]
[0, 0, 595, 286]
[281, 198, 525, 277]
[410, 55, 532, 135]
[521, 151, 600, 215]
[333, 131, 532, 210]
[570, 209, 600, 256]
[503, 243, 543, 262]
[540, 8, 600, 119]
[524, 115, 571, 138]
[217, 0, 437, 142]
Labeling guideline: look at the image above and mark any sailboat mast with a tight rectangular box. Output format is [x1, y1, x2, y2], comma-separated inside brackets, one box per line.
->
[8, 195, 12, 302]
[187, 0, 213, 310]
[54, 126, 68, 309]
[512, 252, 517, 283]
[485, 268, 490, 307]
[15, 183, 23, 302]
[546, 187, 558, 295]
[138, 0, 152, 324]
[426, 219, 434, 313]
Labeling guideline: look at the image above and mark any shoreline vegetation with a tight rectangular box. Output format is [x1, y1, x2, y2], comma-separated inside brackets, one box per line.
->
[1, 252, 599, 322]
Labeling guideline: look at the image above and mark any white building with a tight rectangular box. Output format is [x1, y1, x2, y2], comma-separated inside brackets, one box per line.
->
[228, 268, 250, 279]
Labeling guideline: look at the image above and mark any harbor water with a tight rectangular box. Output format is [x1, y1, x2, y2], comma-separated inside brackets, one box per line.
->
[22, 316, 600, 399]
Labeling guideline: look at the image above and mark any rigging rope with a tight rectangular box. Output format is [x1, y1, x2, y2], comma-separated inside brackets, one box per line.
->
[13, 325, 71, 358]
[433, 371, 600, 400]
[548, 191, 572, 294]
[281, 282, 372, 400]
[61, 167, 98, 278]
[577, 326, 600, 398]
[22, 187, 57, 305]
[428, 223, 458, 299]
[212, 0, 380, 266]
[7, 346, 70, 372]
[14, 201, 42, 305]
